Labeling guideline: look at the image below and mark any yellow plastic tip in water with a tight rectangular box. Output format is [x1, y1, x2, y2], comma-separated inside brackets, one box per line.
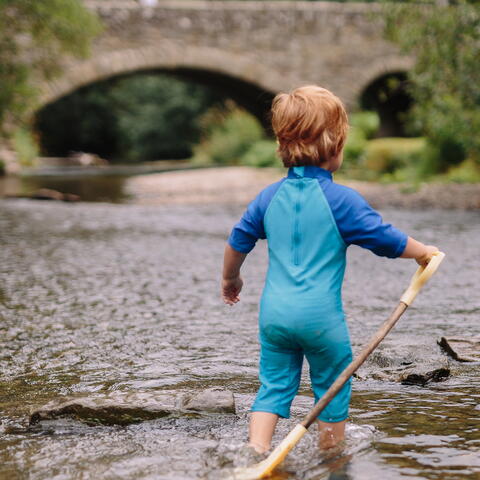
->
[227, 424, 307, 480]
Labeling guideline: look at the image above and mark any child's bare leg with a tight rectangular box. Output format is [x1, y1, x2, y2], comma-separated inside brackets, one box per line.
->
[317, 420, 346, 450]
[248, 412, 279, 453]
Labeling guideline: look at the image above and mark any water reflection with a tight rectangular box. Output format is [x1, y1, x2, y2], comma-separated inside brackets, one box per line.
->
[328, 462, 351, 480]
[0, 173, 129, 203]
[305, 453, 352, 480]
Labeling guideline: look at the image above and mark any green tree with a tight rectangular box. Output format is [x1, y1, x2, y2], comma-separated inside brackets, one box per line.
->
[111, 75, 224, 161]
[36, 75, 225, 161]
[384, 0, 480, 174]
[193, 103, 265, 166]
[0, 0, 101, 135]
[36, 82, 119, 159]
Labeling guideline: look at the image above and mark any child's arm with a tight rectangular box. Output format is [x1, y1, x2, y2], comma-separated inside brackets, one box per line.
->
[222, 181, 284, 305]
[328, 185, 440, 262]
[400, 237, 439, 266]
[222, 244, 247, 305]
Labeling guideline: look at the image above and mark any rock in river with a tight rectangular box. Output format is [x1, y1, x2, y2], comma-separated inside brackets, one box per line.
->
[176, 388, 236, 414]
[400, 368, 451, 387]
[29, 388, 235, 427]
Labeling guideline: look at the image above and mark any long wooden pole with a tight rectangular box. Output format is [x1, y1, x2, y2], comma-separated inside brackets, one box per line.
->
[300, 250, 446, 429]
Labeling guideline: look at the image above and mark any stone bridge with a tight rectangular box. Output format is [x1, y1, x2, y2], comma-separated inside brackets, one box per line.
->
[40, 0, 413, 122]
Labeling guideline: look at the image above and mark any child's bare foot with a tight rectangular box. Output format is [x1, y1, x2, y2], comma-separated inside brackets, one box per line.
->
[247, 442, 269, 454]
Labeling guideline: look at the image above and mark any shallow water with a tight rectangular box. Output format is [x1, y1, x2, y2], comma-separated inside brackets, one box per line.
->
[0, 197, 479, 480]
[0, 172, 130, 203]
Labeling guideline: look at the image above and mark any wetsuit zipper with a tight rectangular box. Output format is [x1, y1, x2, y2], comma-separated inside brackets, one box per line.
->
[293, 180, 303, 265]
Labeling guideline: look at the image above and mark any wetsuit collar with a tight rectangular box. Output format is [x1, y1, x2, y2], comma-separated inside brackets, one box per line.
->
[287, 165, 333, 180]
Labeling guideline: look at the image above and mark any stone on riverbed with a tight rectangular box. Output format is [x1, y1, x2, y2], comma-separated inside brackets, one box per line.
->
[176, 388, 236, 414]
[438, 337, 480, 362]
[358, 352, 452, 385]
[5, 188, 80, 202]
[29, 388, 235, 427]
[400, 368, 450, 387]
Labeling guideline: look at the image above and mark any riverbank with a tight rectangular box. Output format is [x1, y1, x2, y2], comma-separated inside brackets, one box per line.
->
[2, 165, 480, 209]
[125, 166, 480, 210]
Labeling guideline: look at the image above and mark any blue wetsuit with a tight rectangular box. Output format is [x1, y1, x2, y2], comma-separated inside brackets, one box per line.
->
[228, 165, 407, 422]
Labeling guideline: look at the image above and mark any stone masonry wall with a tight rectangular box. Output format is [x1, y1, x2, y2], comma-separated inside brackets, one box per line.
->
[40, 1, 413, 110]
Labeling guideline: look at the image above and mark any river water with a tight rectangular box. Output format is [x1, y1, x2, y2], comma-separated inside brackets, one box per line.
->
[0, 176, 479, 480]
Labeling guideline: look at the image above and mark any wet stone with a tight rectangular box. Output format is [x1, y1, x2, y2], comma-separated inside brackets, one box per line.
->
[6, 188, 81, 202]
[400, 368, 451, 387]
[178, 388, 236, 414]
[29, 389, 235, 427]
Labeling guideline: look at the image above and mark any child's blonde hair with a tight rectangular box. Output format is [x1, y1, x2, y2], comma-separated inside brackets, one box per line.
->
[271, 85, 349, 167]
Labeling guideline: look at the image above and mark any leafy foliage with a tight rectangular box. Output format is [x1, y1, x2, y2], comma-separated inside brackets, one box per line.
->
[112, 76, 224, 161]
[444, 159, 480, 183]
[0, 0, 101, 134]
[384, 0, 480, 174]
[193, 104, 264, 165]
[37, 75, 225, 161]
[350, 111, 380, 140]
[12, 127, 39, 166]
[343, 111, 379, 171]
[240, 140, 279, 168]
[364, 137, 426, 178]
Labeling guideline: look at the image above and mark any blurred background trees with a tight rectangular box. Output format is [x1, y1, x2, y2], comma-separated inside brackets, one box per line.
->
[0, 0, 101, 167]
[36, 75, 225, 162]
[382, 0, 480, 181]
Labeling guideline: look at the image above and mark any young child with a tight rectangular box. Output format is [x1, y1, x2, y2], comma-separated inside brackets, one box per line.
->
[222, 85, 438, 454]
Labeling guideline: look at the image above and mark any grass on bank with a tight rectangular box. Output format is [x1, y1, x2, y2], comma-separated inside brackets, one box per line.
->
[12, 128, 38, 167]
[0, 127, 38, 176]
[192, 104, 279, 168]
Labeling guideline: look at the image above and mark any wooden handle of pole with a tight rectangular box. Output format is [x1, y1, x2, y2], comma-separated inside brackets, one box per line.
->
[301, 302, 407, 429]
[400, 251, 445, 306]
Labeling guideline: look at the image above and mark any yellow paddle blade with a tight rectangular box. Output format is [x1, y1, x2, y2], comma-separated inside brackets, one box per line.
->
[228, 424, 307, 479]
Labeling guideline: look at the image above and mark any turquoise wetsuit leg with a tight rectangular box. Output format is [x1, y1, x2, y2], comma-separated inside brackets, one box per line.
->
[254, 337, 304, 419]
[299, 314, 352, 422]
[253, 302, 352, 422]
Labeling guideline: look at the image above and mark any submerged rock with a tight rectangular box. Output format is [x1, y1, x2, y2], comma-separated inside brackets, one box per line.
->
[6, 188, 80, 202]
[30, 388, 235, 427]
[31, 188, 81, 202]
[178, 389, 236, 414]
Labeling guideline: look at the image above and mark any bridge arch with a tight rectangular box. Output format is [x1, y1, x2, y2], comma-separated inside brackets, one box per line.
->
[355, 57, 414, 137]
[351, 56, 414, 105]
[38, 49, 414, 134]
[38, 45, 283, 126]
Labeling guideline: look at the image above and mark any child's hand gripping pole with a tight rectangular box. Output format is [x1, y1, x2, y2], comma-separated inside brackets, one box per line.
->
[400, 251, 445, 306]
[230, 251, 445, 480]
